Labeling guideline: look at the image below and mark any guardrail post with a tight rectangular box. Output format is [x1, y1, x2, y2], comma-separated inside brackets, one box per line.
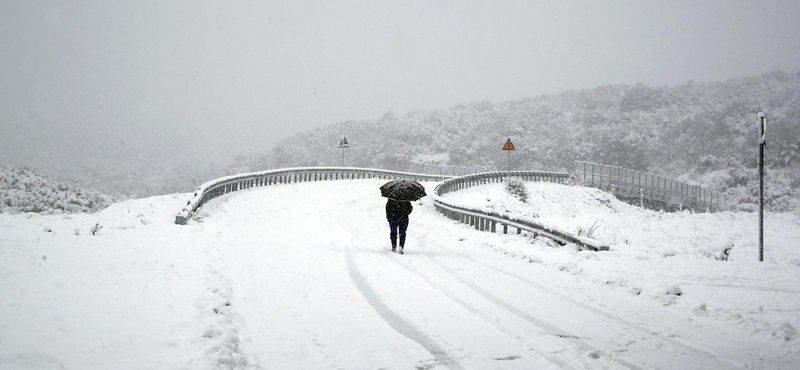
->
[503, 224, 508, 234]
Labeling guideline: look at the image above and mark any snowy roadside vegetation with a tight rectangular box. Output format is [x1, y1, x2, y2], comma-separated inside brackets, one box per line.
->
[0, 166, 117, 214]
[440, 181, 800, 347]
[259, 71, 800, 213]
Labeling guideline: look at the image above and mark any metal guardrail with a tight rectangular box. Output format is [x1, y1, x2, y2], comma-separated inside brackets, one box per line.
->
[176, 166, 610, 251]
[432, 171, 610, 251]
[175, 167, 451, 224]
[574, 161, 726, 212]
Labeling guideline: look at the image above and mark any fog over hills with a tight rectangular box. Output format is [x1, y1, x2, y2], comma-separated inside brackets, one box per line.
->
[260, 71, 800, 212]
[269, 71, 800, 172]
[3, 1, 800, 202]
[2, 71, 798, 214]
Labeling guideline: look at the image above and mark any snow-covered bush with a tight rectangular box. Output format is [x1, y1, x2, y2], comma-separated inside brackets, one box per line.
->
[0, 166, 115, 214]
[702, 241, 733, 261]
[577, 220, 602, 238]
[665, 284, 683, 296]
[697, 155, 719, 173]
[504, 177, 528, 203]
[90, 223, 103, 236]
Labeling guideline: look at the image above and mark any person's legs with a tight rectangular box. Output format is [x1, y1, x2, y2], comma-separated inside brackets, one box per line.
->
[388, 220, 398, 250]
[398, 219, 409, 248]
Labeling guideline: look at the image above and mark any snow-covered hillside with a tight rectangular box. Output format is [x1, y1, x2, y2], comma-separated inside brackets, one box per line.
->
[0, 166, 116, 214]
[1, 179, 798, 369]
[261, 71, 800, 213]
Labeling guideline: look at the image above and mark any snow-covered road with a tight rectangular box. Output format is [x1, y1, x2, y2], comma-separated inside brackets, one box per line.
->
[1, 179, 797, 369]
[189, 180, 795, 369]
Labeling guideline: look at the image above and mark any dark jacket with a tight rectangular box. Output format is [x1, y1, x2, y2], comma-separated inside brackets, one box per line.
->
[385, 199, 413, 221]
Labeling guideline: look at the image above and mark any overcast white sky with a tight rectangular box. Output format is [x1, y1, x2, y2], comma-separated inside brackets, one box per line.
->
[2, 0, 799, 169]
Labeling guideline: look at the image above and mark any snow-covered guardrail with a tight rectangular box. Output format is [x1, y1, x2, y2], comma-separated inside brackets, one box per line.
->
[432, 171, 610, 252]
[175, 167, 451, 225]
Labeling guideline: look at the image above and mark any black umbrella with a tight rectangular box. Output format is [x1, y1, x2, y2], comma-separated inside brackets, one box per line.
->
[380, 179, 427, 201]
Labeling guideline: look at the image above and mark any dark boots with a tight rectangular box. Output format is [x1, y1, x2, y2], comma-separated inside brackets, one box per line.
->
[391, 236, 406, 254]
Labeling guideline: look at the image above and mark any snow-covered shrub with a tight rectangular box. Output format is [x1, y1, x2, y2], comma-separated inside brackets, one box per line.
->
[577, 220, 602, 238]
[774, 323, 798, 342]
[0, 166, 115, 214]
[703, 241, 733, 261]
[697, 155, 719, 173]
[504, 177, 528, 203]
[90, 223, 103, 236]
[665, 284, 683, 296]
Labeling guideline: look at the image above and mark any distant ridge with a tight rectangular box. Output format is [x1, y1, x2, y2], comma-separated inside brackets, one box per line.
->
[262, 70, 800, 212]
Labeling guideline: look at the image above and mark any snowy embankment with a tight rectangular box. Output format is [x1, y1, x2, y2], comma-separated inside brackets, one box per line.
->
[442, 182, 800, 344]
[1, 179, 799, 369]
[0, 194, 215, 369]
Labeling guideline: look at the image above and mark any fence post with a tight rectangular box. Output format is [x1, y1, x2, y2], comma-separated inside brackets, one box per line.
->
[622, 168, 626, 193]
[583, 161, 587, 183]
[638, 171, 641, 192]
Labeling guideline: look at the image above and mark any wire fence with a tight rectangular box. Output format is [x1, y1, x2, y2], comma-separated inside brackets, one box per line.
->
[574, 161, 726, 212]
[418, 163, 496, 176]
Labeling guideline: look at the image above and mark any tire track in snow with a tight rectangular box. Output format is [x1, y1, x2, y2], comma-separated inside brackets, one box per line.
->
[417, 234, 744, 369]
[364, 202, 616, 368]
[358, 198, 641, 368]
[329, 201, 464, 370]
[327, 201, 463, 370]
[418, 244, 643, 370]
[377, 251, 583, 370]
[344, 246, 465, 370]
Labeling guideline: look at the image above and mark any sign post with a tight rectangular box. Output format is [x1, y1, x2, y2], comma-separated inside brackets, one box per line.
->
[338, 134, 350, 167]
[758, 113, 766, 262]
[502, 138, 515, 172]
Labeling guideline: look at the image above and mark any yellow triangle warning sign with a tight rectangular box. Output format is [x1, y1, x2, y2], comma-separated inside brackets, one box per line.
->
[502, 138, 515, 151]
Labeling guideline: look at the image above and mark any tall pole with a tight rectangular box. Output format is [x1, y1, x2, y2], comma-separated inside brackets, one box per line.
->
[341, 147, 345, 166]
[507, 150, 510, 172]
[759, 114, 765, 261]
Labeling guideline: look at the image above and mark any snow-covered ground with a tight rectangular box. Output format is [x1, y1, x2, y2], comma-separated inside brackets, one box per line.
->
[1, 179, 798, 369]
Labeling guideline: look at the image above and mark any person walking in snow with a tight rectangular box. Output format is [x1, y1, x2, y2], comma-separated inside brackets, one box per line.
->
[386, 198, 413, 254]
